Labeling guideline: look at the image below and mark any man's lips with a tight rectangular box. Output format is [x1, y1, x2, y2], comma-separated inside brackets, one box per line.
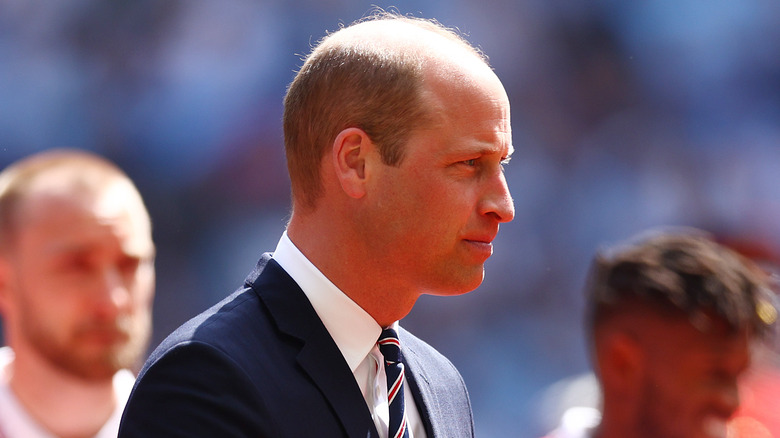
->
[463, 231, 497, 245]
[464, 238, 493, 246]
[463, 233, 497, 258]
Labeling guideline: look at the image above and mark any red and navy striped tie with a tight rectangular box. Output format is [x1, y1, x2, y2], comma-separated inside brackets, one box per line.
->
[378, 328, 409, 438]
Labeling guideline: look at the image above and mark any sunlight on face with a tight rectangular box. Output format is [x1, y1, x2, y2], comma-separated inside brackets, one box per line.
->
[8, 178, 155, 380]
[636, 315, 750, 438]
[363, 58, 514, 296]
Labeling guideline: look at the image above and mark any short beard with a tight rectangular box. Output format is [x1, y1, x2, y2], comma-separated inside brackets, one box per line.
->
[25, 313, 151, 381]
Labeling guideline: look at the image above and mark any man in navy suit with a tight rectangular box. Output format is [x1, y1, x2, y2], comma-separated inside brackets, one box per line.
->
[119, 10, 514, 438]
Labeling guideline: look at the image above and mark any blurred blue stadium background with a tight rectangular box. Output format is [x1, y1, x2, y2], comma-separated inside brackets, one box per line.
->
[2, 1, 780, 436]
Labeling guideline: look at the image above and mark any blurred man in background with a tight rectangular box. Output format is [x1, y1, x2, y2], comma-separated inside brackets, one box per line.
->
[544, 229, 776, 438]
[0, 149, 156, 438]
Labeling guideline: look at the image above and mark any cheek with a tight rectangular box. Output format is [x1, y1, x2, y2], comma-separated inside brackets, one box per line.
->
[412, 177, 475, 218]
[17, 293, 74, 343]
[375, 169, 474, 239]
[18, 281, 76, 318]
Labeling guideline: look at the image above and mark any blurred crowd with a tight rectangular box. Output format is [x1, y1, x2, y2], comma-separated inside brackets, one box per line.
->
[2, 1, 780, 436]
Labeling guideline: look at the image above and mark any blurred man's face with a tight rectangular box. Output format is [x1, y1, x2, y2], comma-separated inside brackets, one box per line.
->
[3, 180, 155, 381]
[635, 313, 750, 438]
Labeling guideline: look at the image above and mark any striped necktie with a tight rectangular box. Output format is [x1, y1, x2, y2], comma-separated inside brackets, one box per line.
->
[378, 328, 410, 438]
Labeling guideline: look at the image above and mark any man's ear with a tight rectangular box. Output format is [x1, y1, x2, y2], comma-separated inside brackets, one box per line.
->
[0, 256, 12, 316]
[331, 127, 373, 199]
[597, 331, 644, 392]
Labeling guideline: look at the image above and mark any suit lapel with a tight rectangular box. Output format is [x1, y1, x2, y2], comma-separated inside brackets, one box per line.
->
[248, 256, 379, 438]
[399, 330, 438, 437]
[296, 341, 378, 438]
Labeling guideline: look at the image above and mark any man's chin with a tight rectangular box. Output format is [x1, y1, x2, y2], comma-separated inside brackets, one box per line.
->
[64, 355, 122, 380]
[54, 344, 136, 381]
[428, 273, 484, 296]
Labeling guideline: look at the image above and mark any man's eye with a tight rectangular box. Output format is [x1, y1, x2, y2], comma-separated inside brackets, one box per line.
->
[461, 159, 477, 166]
[60, 256, 92, 272]
[118, 256, 142, 274]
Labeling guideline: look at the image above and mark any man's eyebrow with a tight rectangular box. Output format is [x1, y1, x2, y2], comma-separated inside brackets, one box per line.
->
[472, 143, 515, 156]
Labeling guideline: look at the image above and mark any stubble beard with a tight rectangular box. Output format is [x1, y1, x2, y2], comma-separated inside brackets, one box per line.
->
[24, 313, 151, 381]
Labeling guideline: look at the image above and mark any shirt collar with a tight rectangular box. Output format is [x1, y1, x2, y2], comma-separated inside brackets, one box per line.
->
[272, 231, 383, 373]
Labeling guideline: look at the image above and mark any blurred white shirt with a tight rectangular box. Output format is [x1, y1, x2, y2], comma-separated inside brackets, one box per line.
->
[544, 407, 600, 438]
[0, 346, 134, 438]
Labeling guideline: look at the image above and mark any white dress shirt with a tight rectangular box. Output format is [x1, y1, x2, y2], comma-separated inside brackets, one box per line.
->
[545, 407, 600, 438]
[0, 347, 134, 438]
[273, 232, 427, 438]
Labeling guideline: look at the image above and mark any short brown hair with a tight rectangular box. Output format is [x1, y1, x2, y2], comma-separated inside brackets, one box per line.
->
[585, 229, 776, 339]
[0, 148, 150, 248]
[282, 11, 488, 210]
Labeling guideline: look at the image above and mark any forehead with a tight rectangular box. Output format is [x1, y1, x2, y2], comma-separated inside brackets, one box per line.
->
[14, 179, 153, 256]
[642, 312, 751, 362]
[413, 64, 512, 154]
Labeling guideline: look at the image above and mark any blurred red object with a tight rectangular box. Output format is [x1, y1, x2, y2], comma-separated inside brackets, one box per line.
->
[728, 364, 780, 437]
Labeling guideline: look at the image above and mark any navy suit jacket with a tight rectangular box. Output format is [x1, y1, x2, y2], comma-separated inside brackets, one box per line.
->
[119, 254, 475, 437]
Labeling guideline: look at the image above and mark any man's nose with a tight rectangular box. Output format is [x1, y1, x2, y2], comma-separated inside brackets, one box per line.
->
[93, 267, 130, 318]
[480, 172, 515, 223]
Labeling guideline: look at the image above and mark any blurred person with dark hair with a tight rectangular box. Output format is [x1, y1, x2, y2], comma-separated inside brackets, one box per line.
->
[543, 228, 775, 438]
[0, 149, 156, 438]
[120, 9, 513, 438]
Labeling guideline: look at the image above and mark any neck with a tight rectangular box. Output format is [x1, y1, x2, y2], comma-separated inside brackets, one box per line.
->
[287, 213, 420, 327]
[7, 348, 118, 438]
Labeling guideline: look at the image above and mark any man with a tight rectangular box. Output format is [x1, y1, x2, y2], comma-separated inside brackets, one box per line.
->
[544, 229, 775, 438]
[0, 149, 156, 438]
[120, 10, 514, 438]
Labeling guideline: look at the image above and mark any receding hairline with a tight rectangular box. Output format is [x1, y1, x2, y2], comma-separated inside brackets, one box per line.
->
[312, 14, 490, 74]
[0, 149, 137, 197]
[315, 15, 501, 124]
[283, 13, 495, 212]
[0, 149, 150, 247]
